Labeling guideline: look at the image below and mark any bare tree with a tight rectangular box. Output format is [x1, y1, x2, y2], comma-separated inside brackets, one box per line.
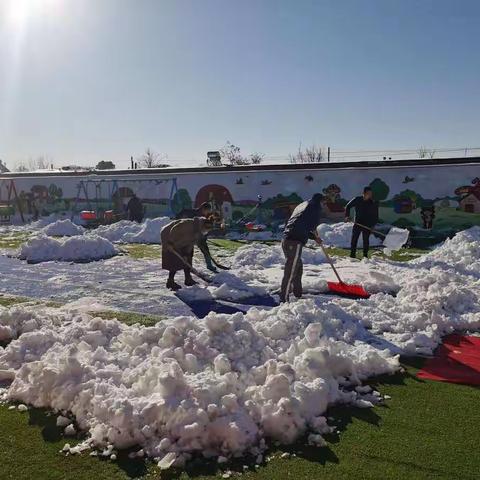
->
[418, 146, 435, 159]
[289, 145, 324, 163]
[14, 156, 53, 172]
[15, 161, 29, 172]
[0, 159, 10, 173]
[219, 142, 263, 166]
[137, 148, 169, 168]
[249, 153, 264, 165]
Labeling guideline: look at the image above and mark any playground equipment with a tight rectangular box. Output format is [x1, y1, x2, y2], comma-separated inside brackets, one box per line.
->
[0, 179, 25, 224]
[71, 177, 179, 225]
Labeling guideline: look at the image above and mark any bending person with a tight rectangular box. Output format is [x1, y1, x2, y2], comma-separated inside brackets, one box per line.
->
[161, 216, 215, 290]
[175, 202, 217, 272]
[345, 186, 379, 259]
[280, 193, 324, 302]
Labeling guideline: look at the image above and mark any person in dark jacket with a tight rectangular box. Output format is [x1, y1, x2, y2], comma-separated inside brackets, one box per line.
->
[280, 193, 324, 302]
[175, 202, 217, 271]
[345, 186, 379, 258]
[127, 195, 144, 223]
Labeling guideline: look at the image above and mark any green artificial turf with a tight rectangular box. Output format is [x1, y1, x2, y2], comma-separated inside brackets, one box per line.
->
[1, 360, 479, 480]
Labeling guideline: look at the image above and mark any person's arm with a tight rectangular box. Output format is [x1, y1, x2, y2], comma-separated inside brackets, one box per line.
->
[344, 197, 357, 221]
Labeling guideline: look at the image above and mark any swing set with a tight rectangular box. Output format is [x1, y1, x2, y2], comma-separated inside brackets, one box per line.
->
[71, 177, 178, 225]
[0, 179, 25, 224]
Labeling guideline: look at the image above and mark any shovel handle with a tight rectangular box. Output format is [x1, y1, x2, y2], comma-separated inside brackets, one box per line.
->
[317, 241, 344, 284]
[354, 222, 386, 237]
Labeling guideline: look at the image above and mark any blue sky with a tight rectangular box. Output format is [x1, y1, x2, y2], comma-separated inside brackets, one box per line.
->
[0, 0, 479, 169]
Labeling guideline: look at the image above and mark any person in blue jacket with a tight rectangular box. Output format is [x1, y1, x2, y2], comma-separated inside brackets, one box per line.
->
[280, 193, 324, 302]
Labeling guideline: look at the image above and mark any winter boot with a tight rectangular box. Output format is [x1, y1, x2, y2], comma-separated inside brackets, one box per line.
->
[166, 273, 181, 291]
[184, 270, 198, 287]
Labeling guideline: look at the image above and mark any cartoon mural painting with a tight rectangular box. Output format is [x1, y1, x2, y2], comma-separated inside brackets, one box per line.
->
[321, 184, 346, 219]
[0, 159, 479, 243]
[195, 184, 234, 211]
[421, 206, 435, 229]
[456, 178, 480, 213]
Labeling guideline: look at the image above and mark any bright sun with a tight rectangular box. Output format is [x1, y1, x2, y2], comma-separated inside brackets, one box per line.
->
[6, 0, 59, 28]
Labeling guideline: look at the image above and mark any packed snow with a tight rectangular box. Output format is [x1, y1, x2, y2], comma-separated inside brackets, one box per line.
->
[0, 227, 479, 467]
[42, 219, 85, 237]
[18, 235, 119, 263]
[316, 222, 383, 248]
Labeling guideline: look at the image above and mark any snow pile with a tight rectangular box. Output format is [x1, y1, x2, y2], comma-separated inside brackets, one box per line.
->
[316, 223, 383, 248]
[179, 272, 269, 303]
[0, 301, 398, 463]
[18, 235, 119, 263]
[123, 217, 171, 244]
[43, 219, 85, 237]
[415, 226, 480, 277]
[92, 217, 171, 244]
[93, 221, 144, 243]
[232, 243, 285, 269]
[232, 242, 326, 270]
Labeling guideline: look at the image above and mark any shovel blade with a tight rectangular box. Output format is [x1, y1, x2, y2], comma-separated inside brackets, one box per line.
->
[327, 281, 370, 299]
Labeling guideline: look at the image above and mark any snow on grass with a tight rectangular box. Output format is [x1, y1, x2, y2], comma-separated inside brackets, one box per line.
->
[42, 219, 85, 237]
[0, 301, 398, 465]
[0, 228, 478, 466]
[18, 235, 119, 263]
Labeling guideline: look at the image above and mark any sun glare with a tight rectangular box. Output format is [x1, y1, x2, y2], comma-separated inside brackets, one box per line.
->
[6, 0, 60, 28]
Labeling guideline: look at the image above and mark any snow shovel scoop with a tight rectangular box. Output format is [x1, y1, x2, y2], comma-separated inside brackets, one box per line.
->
[317, 240, 370, 299]
[355, 223, 410, 255]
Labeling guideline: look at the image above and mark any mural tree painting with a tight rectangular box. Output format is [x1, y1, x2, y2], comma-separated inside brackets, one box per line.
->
[48, 184, 63, 204]
[172, 188, 192, 215]
[369, 178, 390, 203]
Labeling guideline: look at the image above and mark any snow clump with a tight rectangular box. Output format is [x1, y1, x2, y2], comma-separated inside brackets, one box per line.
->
[42, 219, 85, 237]
[18, 234, 118, 263]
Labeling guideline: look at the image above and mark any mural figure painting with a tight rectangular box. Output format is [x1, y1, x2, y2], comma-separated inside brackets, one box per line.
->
[0, 158, 479, 247]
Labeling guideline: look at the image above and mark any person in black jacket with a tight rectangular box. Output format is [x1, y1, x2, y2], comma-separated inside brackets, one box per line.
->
[280, 193, 324, 302]
[345, 186, 379, 259]
[175, 202, 217, 271]
[126, 195, 144, 223]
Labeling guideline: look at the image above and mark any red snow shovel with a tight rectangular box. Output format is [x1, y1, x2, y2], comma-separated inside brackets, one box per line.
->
[317, 242, 370, 299]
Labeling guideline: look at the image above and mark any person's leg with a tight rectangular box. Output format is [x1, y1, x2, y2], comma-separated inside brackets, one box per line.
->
[183, 247, 197, 286]
[280, 240, 302, 302]
[362, 229, 370, 258]
[197, 237, 217, 272]
[292, 253, 303, 298]
[166, 271, 181, 290]
[350, 224, 361, 258]
[184, 268, 197, 286]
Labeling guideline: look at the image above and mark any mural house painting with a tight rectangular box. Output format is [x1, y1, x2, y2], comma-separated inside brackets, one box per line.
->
[0, 157, 479, 245]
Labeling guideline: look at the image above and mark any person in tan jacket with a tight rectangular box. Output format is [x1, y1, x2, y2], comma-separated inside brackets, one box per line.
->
[161, 216, 215, 290]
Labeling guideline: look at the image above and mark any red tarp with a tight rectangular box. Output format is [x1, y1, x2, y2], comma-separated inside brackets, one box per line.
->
[417, 334, 480, 386]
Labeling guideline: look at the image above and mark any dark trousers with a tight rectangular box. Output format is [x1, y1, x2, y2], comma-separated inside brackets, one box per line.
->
[351, 224, 371, 258]
[280, 239, 303, 301]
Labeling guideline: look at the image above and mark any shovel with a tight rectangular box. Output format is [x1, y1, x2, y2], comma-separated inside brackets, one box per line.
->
[317, 240, 370, 299]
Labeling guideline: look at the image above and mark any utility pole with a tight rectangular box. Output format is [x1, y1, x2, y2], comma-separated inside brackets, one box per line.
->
[327, 147, 330, 162]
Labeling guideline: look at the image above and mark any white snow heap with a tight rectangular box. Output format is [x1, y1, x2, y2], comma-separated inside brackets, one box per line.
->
[0, 301, 398, 462]
[0, 227, 479, 465]
[92, 217, 171, 244]
[18, 234, 119, 263]
[42, 219, 85, 237]
[316, 223, 383, 248]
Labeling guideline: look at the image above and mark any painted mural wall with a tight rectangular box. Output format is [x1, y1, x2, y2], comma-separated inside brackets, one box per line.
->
[0, 162, 479, 242]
